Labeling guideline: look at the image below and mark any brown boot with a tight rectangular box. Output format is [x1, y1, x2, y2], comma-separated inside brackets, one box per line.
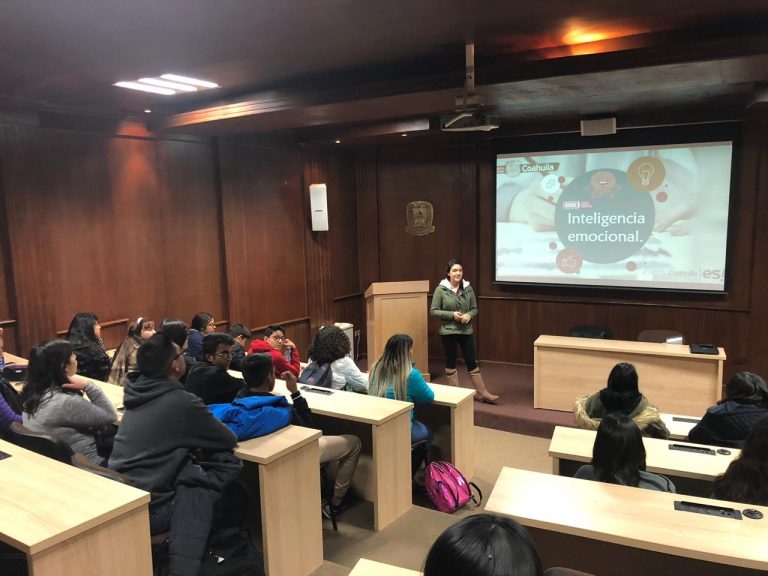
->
[445, 368, 459, 387]
[469, 368, 499, 403]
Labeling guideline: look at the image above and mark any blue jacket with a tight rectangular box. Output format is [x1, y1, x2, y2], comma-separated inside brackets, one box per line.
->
[208, 394, 292, 440]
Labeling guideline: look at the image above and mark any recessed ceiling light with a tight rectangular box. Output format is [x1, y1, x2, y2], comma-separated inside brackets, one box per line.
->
[335, 139, 341, 144]
[114, 81, 175, 95]
[139, 78, 197, 92]
[115, 74, 219, 95]
[401, 133, 408, 137]
[161, 74, 219, 89]
[144, 109, 152, 113]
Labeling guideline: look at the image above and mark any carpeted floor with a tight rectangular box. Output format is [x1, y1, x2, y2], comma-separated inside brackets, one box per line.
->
[428, 361, 576, 438]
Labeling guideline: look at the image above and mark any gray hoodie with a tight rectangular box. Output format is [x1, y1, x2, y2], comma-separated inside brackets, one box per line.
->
[109, 373, 236, 506]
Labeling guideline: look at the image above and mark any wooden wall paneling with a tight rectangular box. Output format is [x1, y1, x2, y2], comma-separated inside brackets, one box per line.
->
[218, 143, 307, 332]
[0, 125, 85, 351]
[356, 148, 380, 290]
[376, 144, 478, 359]
[745, 108, 768, 378]
[0, 133, 18, 353]
[302, 150, 334, 330]
[154, 138, 224, 325]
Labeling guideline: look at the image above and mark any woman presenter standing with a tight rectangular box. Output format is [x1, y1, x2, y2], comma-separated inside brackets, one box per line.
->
[430, 259, 499, 403]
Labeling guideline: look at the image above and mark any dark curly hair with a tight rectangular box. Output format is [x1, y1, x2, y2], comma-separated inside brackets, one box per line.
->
[307, 325, 350, 364]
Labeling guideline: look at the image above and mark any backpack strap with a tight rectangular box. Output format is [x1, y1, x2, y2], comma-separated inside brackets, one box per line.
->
[469, 481, 483, 506]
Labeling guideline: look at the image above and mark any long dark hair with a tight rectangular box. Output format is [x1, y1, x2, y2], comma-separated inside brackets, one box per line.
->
[109, 317, 155, 385]
[599, 362, 642, 414]
[722, 372, 768, 407]
[712, 417, 768, 505]
[424, 514, 542, 576]
[307, 325, 349, 364]
[591, 412, 647, 487]
[20, 340, 74, 415]
[66, 312, 100, 344]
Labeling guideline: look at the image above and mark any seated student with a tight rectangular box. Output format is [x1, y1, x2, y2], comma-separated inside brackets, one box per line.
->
[304, 325, 368, 392]
[65, 312, 111, 381]
[424, 513, 543, 576]
[248, 324, 301, 377]
[109, 333, 244, 575]
[185, 333, 245, 404]
[0, 327, 22, 437]
[188, 312, 216, 362]
[21, 340, 117, 464]
[369, 334, 435, 450]
[160, 318, 197, 378]
[228, 323, 252, 372]
[689, 372, 768, 447]
[711, 416, 768, 505]
[574, 362, 669, 439]
[108, 317, 156, 386]
[574, 412, 676, 492]
[233, 353, 361, 516]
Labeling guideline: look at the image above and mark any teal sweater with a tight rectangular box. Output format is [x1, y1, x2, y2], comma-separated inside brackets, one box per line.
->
[377, 367, 435, 422]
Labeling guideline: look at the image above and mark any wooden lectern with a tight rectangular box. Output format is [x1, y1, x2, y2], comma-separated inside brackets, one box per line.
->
[365, 281, 430, 374]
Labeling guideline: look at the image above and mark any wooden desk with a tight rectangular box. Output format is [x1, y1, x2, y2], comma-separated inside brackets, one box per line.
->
[660, 412, 701, 440]
[533, 335, 725, 415]
[549, 426, 737, 495]
[486, 467, 768, 576]
[2, 352, 27, 365]
[235, 426, 323, 576]
[413, 383, 475, 478]
[349, 558, 421, 575]
[233, 370, 414, 531]
[0, 439, 152, 576]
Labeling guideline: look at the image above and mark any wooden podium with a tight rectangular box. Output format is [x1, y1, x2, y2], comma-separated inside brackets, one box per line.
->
[365, 281, 429, 374]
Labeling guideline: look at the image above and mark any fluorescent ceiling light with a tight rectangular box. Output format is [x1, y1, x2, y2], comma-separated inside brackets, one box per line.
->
[139, 77, 198, 92]
[114, 81, 175, 95]
[161, 74, 219, 89]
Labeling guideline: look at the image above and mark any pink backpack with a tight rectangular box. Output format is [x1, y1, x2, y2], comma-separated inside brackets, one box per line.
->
[424, 460, 482, 513]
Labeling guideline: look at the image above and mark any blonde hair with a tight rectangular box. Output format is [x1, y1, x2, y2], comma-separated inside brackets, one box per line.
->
[368, 334, 413, 401]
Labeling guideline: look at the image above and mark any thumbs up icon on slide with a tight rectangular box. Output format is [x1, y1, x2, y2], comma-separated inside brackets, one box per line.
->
[556, 249, 582, 274]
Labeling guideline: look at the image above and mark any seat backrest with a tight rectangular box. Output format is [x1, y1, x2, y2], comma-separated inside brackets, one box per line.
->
[9, 421, 74, 463]
[638, 329, 684, 344]
[569, 325, 614, 339]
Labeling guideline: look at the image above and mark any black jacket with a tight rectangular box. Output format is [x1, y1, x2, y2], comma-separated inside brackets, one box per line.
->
[71, 340, 110, 381]
[236, 388, 315, 429]
[230, 343, 247, 372]
[185, 362, 245, 405]
[689, 400, 768, 447]
[109, 373, 237, 506]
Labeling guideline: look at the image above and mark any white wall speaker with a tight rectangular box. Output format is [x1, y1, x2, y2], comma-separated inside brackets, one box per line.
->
[309, 183, 329, 231]
[580, 117, 617, 136]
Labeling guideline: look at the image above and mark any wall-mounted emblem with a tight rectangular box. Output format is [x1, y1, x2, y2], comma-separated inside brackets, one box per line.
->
[405, 201, 435, 236]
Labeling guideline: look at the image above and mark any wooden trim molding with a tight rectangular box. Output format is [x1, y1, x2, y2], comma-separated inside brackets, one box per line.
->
[56, 317, 129, 337]
[250, 316, 310, 333]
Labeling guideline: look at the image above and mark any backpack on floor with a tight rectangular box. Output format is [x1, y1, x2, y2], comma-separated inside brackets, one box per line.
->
[424, 460, 482, 514]
[298, 361, 333, 388]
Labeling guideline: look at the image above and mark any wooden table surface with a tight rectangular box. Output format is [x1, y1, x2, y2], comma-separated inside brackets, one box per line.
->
[486, 467, 768, 571]
[0, 439, 149, 554]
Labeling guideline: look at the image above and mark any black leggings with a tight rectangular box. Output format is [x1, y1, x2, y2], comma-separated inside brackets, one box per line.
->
[441, 334, 478, 372]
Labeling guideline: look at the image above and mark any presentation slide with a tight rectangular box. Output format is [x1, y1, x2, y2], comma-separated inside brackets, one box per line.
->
[495, 142, 733, 291]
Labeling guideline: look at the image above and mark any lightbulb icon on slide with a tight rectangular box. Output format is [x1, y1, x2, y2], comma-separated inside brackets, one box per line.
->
[636, 162, 655, 186]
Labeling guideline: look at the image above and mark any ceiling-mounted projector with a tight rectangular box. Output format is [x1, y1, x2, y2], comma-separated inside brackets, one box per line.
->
[441, 111, 500, 132]
[440, 43, 500, 133]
